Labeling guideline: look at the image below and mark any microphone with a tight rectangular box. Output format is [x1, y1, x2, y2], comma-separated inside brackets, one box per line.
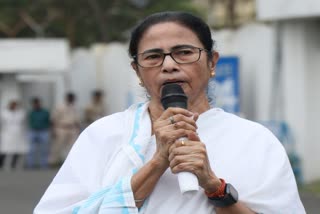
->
[161, 83, 199, 195]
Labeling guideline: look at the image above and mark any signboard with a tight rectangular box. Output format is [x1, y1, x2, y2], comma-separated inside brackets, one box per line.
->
[211, 56, 240, 114]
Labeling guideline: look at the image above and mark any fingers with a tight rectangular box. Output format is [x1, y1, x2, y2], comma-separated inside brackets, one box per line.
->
[159, 107, 194, 120]
[158, 114, 197, 130]
[168, 140, 206, 164]
[153, 108, 198, 143]
[169, 151, 206, 175]
[152, 107, 199, 163]
[154, 129, 197, 147]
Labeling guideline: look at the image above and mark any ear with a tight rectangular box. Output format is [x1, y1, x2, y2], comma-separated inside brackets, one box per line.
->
[131, 61, 140, 77]
[209, 51, 219, 69]
[131, 61, 144, 85]
[209, 51, 219, 77]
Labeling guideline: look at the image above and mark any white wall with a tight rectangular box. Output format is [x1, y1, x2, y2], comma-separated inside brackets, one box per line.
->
[281, 20, 320, 182]
[0, 75, 21, 111]
[0, 39, 70, 116]
[67, 48, 97, 118]
[68, 43, 142, 117]
[98, 43, 140, 114]
[0, 39, 69, 73]
[213, 21, 320, 182]
[257, 0, 320, 20]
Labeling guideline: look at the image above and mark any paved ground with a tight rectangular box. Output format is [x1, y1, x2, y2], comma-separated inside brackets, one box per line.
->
[0, 169, 319, 213]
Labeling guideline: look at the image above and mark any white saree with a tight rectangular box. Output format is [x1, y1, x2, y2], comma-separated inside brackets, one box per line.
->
[34, 102, 305, 214]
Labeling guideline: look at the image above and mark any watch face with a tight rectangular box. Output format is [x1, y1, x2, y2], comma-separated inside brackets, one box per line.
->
[208, 183, 239, 207]
[226, 184, 239, 201]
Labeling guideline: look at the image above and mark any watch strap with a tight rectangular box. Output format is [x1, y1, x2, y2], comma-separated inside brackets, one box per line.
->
[207, 183, 238, 207]
[205, 178, 226, 198]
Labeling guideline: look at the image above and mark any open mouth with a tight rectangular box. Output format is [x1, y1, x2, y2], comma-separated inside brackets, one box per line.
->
[162, 80, 184, 86]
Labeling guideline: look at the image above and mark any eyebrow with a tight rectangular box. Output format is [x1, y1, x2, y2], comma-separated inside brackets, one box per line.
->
[141, 48, 163, 54]
[141, 44, 196, 54]
[171, 44, 196, 50]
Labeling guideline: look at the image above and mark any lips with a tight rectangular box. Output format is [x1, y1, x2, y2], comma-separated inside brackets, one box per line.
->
[162, 80, 184, 86]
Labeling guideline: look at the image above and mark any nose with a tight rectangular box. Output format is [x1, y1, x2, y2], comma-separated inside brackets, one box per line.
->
[161, 53, 179, 73]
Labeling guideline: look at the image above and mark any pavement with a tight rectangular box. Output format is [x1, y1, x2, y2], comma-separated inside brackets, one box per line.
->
[0, 169, 319, 214]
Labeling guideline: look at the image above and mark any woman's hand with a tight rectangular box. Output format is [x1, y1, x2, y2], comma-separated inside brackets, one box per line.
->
[152, 107, 198, 164]
[168, 132, 221, 192]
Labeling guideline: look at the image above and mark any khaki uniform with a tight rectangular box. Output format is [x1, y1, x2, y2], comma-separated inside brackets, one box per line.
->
[49, 104, 80, 165]
[84, 102, 105, 126]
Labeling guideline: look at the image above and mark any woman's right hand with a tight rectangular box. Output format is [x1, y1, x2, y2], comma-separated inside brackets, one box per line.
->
[152, 107, 199, 164]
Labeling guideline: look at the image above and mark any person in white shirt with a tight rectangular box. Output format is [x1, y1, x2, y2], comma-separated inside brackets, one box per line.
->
[0, 100, 27, 170]
[35, 11, 305, 214]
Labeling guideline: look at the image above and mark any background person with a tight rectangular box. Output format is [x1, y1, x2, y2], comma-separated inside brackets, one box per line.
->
[35, 11, 305, 213]
[0, 100, 28, 170]
[49, 92, 81, 167]
[26, 97, 51, 169]
[84, 89, 106, 127]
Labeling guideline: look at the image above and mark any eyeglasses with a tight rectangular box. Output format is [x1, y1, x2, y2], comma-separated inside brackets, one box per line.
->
[133, 46, 209, 68]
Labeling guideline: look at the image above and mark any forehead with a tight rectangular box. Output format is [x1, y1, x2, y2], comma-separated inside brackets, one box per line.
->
[137, 22, 203, 52]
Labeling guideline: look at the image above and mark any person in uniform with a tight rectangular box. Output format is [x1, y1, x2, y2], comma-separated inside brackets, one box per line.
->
[49, 92, 81, 166]
[84, 90, 105, 127]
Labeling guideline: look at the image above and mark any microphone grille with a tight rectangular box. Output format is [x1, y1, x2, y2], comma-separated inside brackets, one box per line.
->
[161, 83, 187, 109]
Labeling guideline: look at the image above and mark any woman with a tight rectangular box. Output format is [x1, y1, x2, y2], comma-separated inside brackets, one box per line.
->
[35, 11, 305, 213]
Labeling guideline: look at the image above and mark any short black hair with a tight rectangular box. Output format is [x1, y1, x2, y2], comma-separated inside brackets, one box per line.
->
[93, 89, 103, 97]
[129, 11, 214, 60]
[66, 92, 76, 102]
[31, 97, 40, 104]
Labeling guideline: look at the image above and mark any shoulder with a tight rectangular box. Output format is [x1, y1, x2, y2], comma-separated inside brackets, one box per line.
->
[211, 109, 273, 134]
[79, 103, 145, 147]
[52, 104, 64, 113]
[42, 108, 50, 113]
[201, 108, 264, 129]
[201, 108, 282, 150]
[66, 103, 146, 170]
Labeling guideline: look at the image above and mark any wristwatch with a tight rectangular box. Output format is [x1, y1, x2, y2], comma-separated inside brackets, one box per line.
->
[208, 182, 238, 207]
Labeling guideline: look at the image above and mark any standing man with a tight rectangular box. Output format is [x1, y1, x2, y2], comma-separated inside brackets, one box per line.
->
[49, 92, 81, 167]
[84, 90, 106, 127]
[26, 97, 50, 169]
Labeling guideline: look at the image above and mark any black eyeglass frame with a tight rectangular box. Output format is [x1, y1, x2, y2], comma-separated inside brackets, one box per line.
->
[133, 46, 210, 68]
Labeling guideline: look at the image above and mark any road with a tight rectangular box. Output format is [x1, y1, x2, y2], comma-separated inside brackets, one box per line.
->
[0, 169, 319, 213]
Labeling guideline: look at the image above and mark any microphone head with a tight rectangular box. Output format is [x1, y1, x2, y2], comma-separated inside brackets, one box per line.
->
[161, 83, 188, 109]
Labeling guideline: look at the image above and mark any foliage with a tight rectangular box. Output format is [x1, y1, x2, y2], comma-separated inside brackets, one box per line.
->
[0, 0, 204, 47]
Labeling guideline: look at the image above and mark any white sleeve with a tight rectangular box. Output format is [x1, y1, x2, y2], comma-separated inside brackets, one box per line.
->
[34, 129, 139, 214]
[239, 128, 306, 213]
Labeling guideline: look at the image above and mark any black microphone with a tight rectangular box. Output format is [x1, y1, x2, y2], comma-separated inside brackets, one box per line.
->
[161, 83, 199, 195]
[161, 83, 187, 109]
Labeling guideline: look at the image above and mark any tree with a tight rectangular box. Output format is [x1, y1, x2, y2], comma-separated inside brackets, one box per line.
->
[0, 0, 203, 47]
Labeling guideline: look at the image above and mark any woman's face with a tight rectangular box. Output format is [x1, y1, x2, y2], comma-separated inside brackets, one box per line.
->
[132, 22, 219, 109]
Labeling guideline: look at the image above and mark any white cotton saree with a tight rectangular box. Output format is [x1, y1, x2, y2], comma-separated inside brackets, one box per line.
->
[34, 102, 305, 214]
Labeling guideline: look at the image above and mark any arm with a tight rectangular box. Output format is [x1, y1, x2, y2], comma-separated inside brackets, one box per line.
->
[168, 119, 305, 213]
[130, 107, 198, 208]
[168, 132, 257, 214]
[131, 154, 168, 207]
[215, 203, 256, 214]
